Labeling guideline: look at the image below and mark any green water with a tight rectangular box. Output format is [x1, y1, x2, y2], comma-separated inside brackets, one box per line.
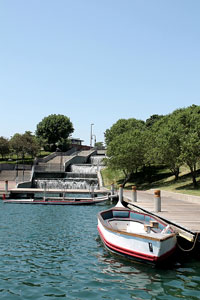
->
[0, 201, 200, 300]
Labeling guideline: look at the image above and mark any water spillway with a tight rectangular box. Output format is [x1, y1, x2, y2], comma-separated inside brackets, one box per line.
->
[90, 155, 105, 166]
[70, 164, 101, 174]
[33, 155, 105, 190]
[65, 172, 97, 179]
[34, 178, 98, 190]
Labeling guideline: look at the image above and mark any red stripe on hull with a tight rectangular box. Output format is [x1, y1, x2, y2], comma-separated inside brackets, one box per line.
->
[98, 225, 176, 263]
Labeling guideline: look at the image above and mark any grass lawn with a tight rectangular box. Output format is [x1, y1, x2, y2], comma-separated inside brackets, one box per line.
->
[101, 166, 200, 196]
[0, 151, 51, 165]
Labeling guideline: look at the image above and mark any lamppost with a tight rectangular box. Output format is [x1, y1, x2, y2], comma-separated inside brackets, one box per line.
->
[16, 153, 18, 178]
[56, 147, 62, 172]
[90, 123, 94, 148]
[92, 134, 96, 148]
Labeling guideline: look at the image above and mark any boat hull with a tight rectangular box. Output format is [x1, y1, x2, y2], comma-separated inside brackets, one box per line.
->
[97, 219, 176, 263]
[3, 196, 108, 205]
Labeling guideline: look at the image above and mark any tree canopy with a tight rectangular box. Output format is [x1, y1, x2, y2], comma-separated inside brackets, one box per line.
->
[10, 131, 40, 159]
[95, 142, 105, 150]
[104, 118, 145, 146]
[177, 105, 200, 187]
[0, 137, 10, 159]
[149, 114, 182, 180]
[145, 114, 164, 127]
[106, 128, 146, 187]
[105, 104, 200, 188]
[36, 114, 74, 151]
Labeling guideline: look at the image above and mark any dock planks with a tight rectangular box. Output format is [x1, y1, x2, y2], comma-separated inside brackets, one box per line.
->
[123, 190, 200, 234]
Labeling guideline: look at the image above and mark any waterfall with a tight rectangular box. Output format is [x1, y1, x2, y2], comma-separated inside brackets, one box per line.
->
[71, 164, 100, 174]
[34, 179, 98, 190]
[65, 172, 97, 179]
[34, 157, 105, 190]
[90, 155, 105, 166]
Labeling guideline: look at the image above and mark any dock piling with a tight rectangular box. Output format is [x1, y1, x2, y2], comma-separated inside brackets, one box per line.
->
[154, 190, 161, 212]
[132, 185, 137, 202]
[119, 185, 123, 203]
[91, 184, 94, 198]
[5, 180, 8, 193]
[111, 183, 115, 195]
[43, 182, 47, 201]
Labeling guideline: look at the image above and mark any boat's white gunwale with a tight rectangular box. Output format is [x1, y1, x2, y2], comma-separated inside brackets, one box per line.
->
[98, 214, 176, 242]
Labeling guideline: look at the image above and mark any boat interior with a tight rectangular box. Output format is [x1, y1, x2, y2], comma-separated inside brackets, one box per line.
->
[100, 209, 173, 235]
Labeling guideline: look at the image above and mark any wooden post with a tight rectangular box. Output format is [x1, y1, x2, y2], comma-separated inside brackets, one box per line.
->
[154, 190, 161, 212]
[132, 185, 137, 202]
[111, 183, 115, 195]
[91, 184, 94, 198]
[5, 180, 8, 193]
[119, 185, 123, 204]
[43, 182, 46, 201]
[110, 183, 115, 203]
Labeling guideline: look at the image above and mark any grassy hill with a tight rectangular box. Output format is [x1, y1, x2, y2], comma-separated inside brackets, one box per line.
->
[101, 166, 200, 196]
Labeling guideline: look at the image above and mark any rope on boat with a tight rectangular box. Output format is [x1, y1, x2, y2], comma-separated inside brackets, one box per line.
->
[176, 232, 199, 252]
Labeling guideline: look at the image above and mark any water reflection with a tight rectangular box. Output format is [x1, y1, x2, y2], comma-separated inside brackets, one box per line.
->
[96, 237, 200, 299]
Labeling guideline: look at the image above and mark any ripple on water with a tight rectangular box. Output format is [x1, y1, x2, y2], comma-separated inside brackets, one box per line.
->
[0, 202, 200, 299]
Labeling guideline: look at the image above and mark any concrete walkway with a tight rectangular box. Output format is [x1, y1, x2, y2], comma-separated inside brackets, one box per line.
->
[0, 180, 16, 190]
[123, 189, 200, 234]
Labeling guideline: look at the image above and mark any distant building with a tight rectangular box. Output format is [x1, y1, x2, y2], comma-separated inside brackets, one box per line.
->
[70, 138, 83, 146]
[69, 138, 91, 150]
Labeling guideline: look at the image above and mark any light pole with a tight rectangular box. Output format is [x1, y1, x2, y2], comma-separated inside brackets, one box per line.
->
[92, 134, 96, 147]
[56, 147, 62, 172]
[90, 123, 94, 148]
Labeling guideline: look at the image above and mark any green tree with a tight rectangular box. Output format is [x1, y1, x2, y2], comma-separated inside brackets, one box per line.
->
[10, 132, 40, 160]
[150, 114, 182, 180]
[10, 133, 25, 158]
[177, 105, 200, 187]
[145, 114, 164, 127]
[0, 136, 10, 159]
[36, 114, 74, 151]
[104, 118, 145, 146]
[106, 129, 146, 187]
[149, 105, 200, 186]
[22, 131, 40, 158]
[95, 142, 105, 150]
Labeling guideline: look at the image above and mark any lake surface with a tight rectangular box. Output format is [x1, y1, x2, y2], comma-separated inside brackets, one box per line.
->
[0, 201, 200, 300]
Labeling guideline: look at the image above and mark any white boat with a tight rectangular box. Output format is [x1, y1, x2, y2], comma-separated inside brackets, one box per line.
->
[97, 200, 177, 263]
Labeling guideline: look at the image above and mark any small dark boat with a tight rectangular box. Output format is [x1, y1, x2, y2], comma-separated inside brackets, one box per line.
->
[3, 195, 109, 205]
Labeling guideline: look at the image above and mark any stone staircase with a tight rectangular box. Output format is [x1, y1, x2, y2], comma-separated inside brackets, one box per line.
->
[46, 155, 71, 164]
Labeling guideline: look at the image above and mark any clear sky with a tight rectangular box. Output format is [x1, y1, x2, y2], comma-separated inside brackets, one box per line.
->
[0, 0, 200, 145]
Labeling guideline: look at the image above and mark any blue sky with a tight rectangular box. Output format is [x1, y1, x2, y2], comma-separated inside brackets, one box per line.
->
[0, 0, 200, 145]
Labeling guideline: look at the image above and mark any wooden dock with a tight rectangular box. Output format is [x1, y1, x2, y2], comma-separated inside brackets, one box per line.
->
[123, 189, 200, 238]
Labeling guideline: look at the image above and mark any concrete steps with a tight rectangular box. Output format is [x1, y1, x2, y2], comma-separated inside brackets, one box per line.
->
[46, 155, 70, 164]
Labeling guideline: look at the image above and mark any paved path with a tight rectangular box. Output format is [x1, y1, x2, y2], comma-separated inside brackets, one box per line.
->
[123, 189, 200, 234]
[0, 180, 16, 190]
